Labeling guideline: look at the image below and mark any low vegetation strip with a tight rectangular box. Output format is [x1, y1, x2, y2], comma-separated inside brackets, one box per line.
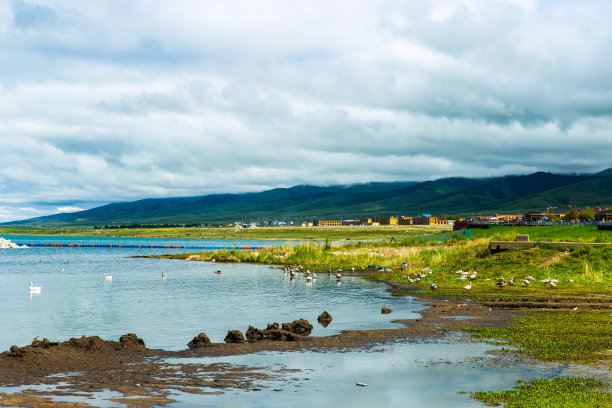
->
[471, 378, 612, 408]
[464, 311, 612, 365]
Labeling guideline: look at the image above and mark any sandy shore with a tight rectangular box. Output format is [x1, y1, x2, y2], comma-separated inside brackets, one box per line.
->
[0, 282, 518, 407]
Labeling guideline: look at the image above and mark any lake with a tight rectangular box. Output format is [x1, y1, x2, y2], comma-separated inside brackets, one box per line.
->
[0, 235, 560, 407]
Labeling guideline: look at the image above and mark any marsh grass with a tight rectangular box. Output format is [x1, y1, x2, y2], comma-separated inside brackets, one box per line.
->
[471, 377, 612, 408]
[464, 311, 612, 364]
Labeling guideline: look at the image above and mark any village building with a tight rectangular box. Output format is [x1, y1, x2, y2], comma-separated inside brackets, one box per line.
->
[313, 220, 342, 227]
[411, 216, 446, 225]
[398, 216, 412, 225]
[377, 217, 398, 225]
[595, 209, 612, 221]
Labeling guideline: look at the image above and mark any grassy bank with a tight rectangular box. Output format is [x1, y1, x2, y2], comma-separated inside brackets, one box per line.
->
[471, 377, 611, 408]
[0, 225, 448, 241]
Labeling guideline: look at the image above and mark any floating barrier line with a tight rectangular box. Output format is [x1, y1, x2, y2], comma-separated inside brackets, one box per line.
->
[17, 243, 268, 250]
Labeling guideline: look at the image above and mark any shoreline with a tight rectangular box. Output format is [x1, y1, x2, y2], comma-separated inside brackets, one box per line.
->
[0, 283, 518, 407]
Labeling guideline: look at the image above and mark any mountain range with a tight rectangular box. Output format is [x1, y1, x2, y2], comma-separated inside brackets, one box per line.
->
[4, 169, 612, 226]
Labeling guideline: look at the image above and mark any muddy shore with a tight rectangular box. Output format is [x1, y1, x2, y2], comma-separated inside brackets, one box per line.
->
[0, 282, 518, 407]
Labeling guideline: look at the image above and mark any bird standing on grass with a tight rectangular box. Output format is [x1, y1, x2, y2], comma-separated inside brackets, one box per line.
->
[464, 282, 471, 290]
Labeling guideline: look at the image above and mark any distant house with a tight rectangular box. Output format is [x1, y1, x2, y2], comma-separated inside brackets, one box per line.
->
[595, 209, 612, 221]
[411, 216, 446, 225]
[313, 220, 342, 227]
[377, 217, 398, 225]
[524, 213, 546, 222]
[398, 216, 412, 225]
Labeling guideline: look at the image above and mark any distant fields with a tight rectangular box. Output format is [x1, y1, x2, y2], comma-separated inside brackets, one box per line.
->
[0, 224, 449, 241]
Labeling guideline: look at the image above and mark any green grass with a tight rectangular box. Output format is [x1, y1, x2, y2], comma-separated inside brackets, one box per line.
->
[471, 377, 611, 408]
[0, 225, 447, 241]
[471, 225, 612, 243]
[464, 311, 612, 364]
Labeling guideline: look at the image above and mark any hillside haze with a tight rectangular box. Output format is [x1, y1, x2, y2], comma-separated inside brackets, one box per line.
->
[3, 170, 612, 226]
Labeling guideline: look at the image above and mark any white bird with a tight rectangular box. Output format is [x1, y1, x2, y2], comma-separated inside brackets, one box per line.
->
[459, 276, 467, 281]
[305, 275, 312, 282]
[28, 282, 41, 293]
[60, 268, 64, 272]
[470, 274, 477, 280]
[523, 279, 530, 286]
[549, 281, 556, 288]
[430, 283, 437, 290]
[463, 283, 471, 290]
[104, 273, 112, 281]
[336, 273, 342, 280]
[161, 272, 167, 278]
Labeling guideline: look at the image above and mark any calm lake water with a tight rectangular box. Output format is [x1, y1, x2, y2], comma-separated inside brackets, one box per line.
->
[0, 235, 566, 407]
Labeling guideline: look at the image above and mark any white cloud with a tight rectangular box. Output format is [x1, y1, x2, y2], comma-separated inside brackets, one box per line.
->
[0, 0, 611, 222]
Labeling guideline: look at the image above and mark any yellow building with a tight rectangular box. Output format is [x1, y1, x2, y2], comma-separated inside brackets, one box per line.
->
[377, 217, 398, 225]
[398, 216, 412, 225]
[411, 216, 445, 225]
[313, 220, 342, 226]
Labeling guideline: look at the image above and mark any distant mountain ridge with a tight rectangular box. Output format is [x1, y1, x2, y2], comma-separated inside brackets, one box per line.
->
[3, 169, 612, 226]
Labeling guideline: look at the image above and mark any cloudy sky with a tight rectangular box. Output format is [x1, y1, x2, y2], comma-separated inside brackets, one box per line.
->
[1, 0, 611, 222]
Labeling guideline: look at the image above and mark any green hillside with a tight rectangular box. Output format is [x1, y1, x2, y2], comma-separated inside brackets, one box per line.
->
[3, 170, 612, 226]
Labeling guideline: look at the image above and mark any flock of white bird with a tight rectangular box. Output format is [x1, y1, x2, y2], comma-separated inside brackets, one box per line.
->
[401, 265, 565, 291]
[283, 265, 344, 284]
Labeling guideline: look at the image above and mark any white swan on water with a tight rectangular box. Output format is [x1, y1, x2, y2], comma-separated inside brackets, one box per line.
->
[28, 282, 41, 293]
[104, 273, 112, 281]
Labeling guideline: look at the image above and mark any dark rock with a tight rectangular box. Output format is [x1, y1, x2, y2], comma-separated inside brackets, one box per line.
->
[224, 330, 245, 343]
[187, 332, 211, 349]
[30, 337, 58, 349]
[282, 318, 313, 336]
[119, 333, 145, 348]
[317, 311, 333, 327]
[246, 326, 265, 342]
[381, 307, 392, 314]
[8, 345, 24, 357]
[68, 335, 106, 350]
[266, 322, 280, 331]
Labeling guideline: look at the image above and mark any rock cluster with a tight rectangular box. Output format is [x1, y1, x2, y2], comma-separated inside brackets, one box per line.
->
[242, 318, 314, 343]
[381, 307, 393, 314]
[6, 333, 145, 358]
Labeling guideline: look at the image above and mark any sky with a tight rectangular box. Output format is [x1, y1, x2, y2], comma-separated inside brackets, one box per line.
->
[1, 0, 611, 222]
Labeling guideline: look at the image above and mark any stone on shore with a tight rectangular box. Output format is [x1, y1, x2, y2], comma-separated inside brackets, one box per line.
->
[224, 330, 245, 343]
[187, 333, 211, 349]
[381, 307, 392, 314]
[317, 311, 333, 327]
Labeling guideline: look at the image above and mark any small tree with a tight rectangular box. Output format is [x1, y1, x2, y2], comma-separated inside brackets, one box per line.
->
[578, 208, 595, 221]
[563, 211, 578, 221]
